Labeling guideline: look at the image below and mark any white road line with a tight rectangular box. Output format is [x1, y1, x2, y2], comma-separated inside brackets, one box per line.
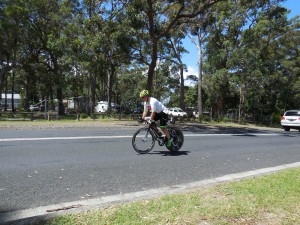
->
[184, 133, 281, 136]
[0, 133, 282, 142]
[1, 161, 299, 224]
[0, 136, 132, 142]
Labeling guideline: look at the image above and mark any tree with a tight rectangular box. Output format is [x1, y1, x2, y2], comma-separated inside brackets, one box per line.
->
[0, 0, 28, 111]
[15, 0, 79, 113]
[165, 30, 188, 109]
[125, 0, 224, 95]
[1, 0, 298, 122]
[227, 1, 296, 120]
[188, 9, 212, 118]
[202, 0, 295, 122]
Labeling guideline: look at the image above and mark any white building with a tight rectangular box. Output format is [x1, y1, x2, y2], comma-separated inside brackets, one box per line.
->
[1, 93, 21, 109]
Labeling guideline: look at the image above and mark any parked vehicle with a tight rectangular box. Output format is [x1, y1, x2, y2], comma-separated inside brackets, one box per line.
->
[281, 110, 300, 131]
[167, 108, 187, 117]
[66, 96, 89, 114]
[95, 101, 119, 113]
[193, 111, 211, 118]
[29, 105, 39, 111]
[133, 108, 143, 114]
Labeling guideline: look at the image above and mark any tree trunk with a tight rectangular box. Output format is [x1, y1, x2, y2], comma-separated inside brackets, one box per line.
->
[90, 73, 96, 114]
[197, 32, 203, 118]
[56, 87, 64, 115]
[238, 85, 244, 124]
[11, 44, 17, 112]
[11, 71, 15, 112]
[50, 53, 64, 115]
[147, 34, 158, 95]
[179, 65, 185, 110]
[0, 64, 12, 112]
[107, 64, 115, 114]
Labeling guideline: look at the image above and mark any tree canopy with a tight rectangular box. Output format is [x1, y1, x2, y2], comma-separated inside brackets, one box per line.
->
[0, 0, 299, 122]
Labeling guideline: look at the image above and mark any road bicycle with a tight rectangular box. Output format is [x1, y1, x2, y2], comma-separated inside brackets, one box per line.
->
[132, 117, 184, 154]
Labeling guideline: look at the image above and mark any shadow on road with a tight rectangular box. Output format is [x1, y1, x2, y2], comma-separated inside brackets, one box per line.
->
[150, 150, 190, 156]
[179, 123, 280, 134]
[0, 214, 53, 225]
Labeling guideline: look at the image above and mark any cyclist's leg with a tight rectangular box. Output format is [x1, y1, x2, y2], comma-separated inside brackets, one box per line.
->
[159, 112, 171, 141]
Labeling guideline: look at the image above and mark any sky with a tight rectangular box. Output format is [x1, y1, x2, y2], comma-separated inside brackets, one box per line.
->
[181, 0, 300, 78]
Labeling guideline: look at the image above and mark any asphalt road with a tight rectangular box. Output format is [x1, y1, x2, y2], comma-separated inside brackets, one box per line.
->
[1, 124, 299, 217]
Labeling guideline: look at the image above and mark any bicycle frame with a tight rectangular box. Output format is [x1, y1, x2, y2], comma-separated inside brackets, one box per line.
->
[144, 118, 166, 146]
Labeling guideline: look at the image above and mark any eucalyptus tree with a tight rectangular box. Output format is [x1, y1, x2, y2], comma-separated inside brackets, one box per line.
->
[154, 59, 178, 101]
[2, 0, 46, 109]
[202, 0, 292, 122]
[80, 0, 107, 113]
[0, 0, 12, 100]
[226, 0, 295, 121]
[202, 0, 238, 119]
[165, 30, 188, 110]
[0, 0, 28, 111]
[124, 0, 224, 95]
[271, 15, 300, 112]
[57, 0, 86, 98]
[80, 0, 133, 113]
[116, 65, 147, 110]
[102, 3, 134, 113]
[187, 10, 213, 118]
[12, 0, 81, 113]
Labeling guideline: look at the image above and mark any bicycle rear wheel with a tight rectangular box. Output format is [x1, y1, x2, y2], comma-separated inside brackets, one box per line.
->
[132, 128, 155, 154]
[166, 127, 184, 152]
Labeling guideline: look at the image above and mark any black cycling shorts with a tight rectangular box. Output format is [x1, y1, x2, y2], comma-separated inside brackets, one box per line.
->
[153, 112, 169, 127]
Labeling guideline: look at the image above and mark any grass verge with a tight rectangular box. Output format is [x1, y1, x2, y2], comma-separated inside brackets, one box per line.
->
[37, 168, 300, 225]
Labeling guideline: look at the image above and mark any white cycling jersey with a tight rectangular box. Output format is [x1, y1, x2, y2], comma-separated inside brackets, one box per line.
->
[143, 97, 165, 113]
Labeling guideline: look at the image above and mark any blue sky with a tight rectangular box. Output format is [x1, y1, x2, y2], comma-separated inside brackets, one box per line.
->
[181, 0, 300, 78]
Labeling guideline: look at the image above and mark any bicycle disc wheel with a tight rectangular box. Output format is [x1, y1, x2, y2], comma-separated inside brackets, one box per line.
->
[132, 128, 155, 154]
[166, 128, 184, 152]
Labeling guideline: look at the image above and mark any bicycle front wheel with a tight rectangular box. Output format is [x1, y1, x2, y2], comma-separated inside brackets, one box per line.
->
[132, 128, 155, 154]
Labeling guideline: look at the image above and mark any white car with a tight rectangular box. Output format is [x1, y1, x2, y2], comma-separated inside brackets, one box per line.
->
[281, 110, 300, 131]
[167, 108, 187, 117]
[29, 105, 39, 111]
[193, 111, 210, 118]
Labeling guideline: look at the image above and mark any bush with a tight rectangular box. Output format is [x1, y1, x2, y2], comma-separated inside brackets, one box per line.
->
[80, 113, 88, 119]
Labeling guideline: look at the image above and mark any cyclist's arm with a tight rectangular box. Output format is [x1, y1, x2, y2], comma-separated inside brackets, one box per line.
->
[142, 111, 147, 120]
[150, 111, 156, 121]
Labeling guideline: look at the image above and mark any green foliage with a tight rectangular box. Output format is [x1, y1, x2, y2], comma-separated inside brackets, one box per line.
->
[185, 85, 198, 107]
[1, 0, 299, 120]
[202, 0, 299, 120]
[80, 113, 88, 119]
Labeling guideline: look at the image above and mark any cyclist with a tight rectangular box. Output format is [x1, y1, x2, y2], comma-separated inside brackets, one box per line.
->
[139, 90, 173, 148]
